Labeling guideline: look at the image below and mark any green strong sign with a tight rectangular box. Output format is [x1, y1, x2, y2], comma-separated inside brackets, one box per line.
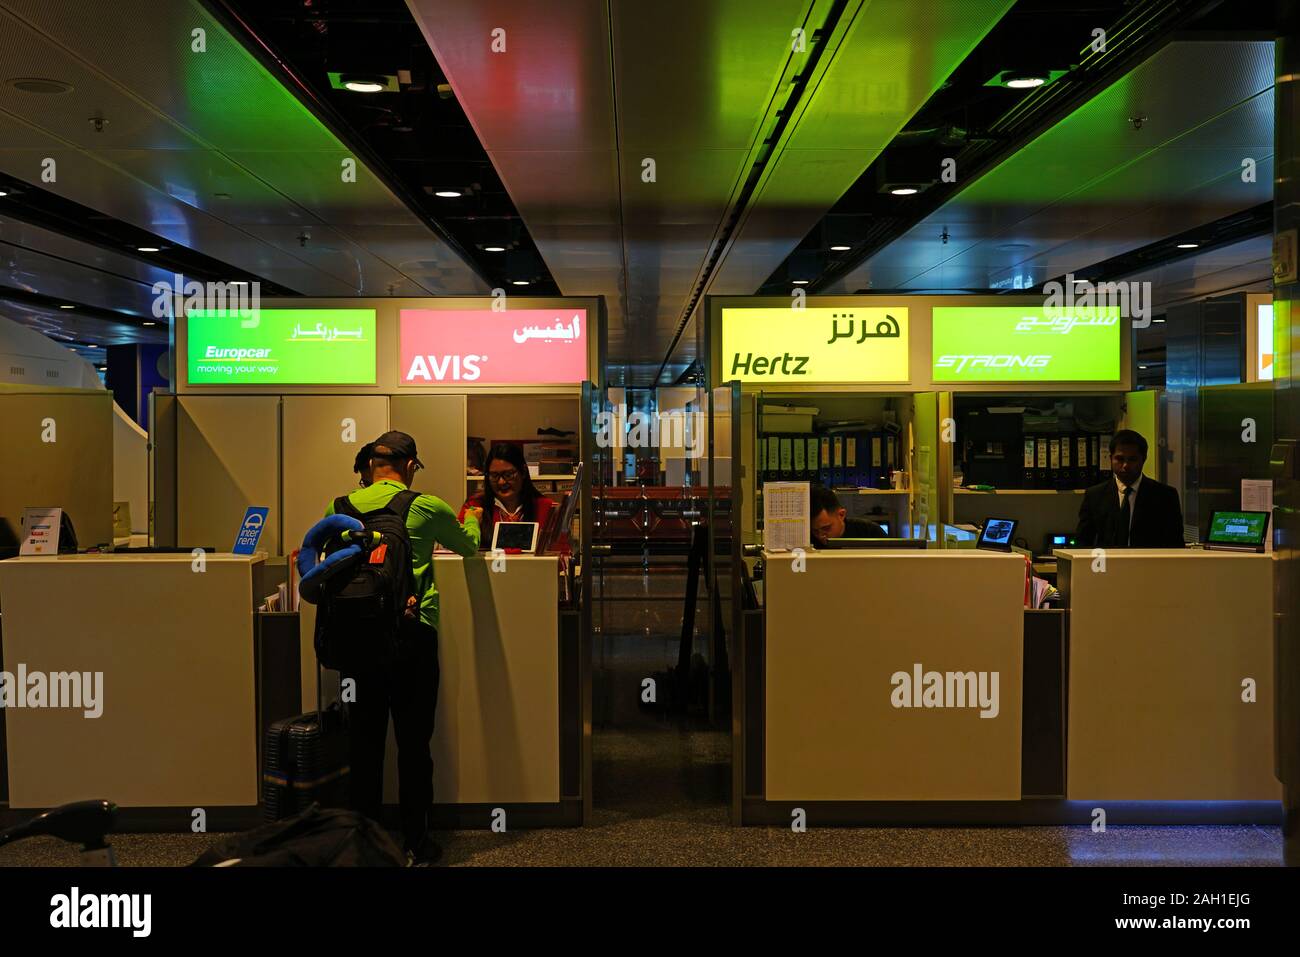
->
[187, 309, 377, 384]
[931, 306, 1122, 382]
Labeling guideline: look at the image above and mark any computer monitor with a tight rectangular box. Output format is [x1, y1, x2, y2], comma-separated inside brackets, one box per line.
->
[977, 518, 1017, 552]
[492, 521, 539, 553]
[1205, 510, 1270, 552]
[1044, 532, 1078, 553]
[822, 537, 927, 549]
[538, 461, 582, 554]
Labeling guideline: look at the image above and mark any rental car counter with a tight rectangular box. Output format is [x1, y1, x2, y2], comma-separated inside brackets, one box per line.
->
[0, 297, 600, 829]
[712, 295, 1280, 824]
[738, 545, 1280, 825]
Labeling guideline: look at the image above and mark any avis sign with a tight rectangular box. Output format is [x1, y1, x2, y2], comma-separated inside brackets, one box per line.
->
[400, 309, 587, 386]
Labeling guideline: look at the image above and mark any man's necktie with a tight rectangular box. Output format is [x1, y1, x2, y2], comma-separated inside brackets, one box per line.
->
[1119, 485, 1133, 546]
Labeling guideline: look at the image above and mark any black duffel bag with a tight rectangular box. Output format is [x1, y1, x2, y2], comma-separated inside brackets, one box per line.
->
[191, 803, 406, 867]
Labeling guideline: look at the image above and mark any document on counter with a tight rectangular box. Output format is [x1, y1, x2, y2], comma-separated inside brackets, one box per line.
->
[19, 506, 62, 555]
[1241, 479, 1273, 553]
[763, 481, 810, 551]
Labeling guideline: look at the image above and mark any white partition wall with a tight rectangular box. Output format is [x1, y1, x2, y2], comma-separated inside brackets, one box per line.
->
[280, 395, 390, 557]
[177, 396, 281, 554]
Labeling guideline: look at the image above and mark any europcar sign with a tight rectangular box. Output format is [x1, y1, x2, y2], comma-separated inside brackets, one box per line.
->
[931, 306, 1121, 382]
[399, 309, 588, 385]
[720, 307, 909, 383]
[187, 309, 376, 384]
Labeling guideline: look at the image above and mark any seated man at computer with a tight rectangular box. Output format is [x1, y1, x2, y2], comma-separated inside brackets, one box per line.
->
[810, 485, 886, 548]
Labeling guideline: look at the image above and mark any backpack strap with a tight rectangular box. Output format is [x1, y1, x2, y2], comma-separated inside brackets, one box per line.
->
[334, 495, 360, 519]
[387, 489, 419, 521]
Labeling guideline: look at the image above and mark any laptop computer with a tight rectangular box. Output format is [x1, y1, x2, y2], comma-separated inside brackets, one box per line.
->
[1204, 510, 1270, 553]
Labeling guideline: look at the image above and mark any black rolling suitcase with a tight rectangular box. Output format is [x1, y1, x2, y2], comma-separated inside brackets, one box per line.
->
[262, 704, 349, 821]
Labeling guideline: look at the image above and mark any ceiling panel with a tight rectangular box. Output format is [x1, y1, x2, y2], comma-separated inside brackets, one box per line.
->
[0, 298, 165, 347]
[0, 239, 161, 315]
[826, 39, 1276, 293]
[705, 0, 1015, 296]
[0, 0, 487, 323]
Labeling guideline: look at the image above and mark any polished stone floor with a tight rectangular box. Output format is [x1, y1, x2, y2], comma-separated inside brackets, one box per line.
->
[0, 565, 1285, 867]
[0, 723, 1283, 867]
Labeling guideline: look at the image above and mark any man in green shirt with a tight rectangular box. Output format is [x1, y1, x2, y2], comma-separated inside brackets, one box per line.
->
[324, 430, 479, 865]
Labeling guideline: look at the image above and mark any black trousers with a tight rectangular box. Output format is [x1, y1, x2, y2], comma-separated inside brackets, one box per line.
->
[341, 620, 439, 849]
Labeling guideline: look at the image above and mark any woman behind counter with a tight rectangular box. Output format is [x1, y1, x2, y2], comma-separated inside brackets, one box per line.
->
[459, 442, 557, 547]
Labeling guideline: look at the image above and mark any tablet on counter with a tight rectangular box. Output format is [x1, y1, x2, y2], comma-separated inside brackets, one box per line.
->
[491, 521, 539, 554]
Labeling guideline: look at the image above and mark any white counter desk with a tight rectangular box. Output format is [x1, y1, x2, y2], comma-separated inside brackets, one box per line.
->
[1056, 548, 1280, 803]
[0, 552, 263, 819]
[300, 553, 585, 828]
[741, 549, 1026, 823]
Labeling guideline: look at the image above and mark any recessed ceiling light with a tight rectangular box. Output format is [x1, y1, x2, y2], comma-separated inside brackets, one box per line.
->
[434, 190, 461, 198]
[6, 77, 73, 95]
[143, 321, 157, 326]
[136, 246, 161, 253]
[341, 75, 387, 93]
[1176, 242, 1199, 249]
[792, 280, 810, 285]
[483, 245, 506, 253]
[1154, 318, 1166, 323]
[830, 245, 851, 252]
[0, 190, 8, 197]
[1004, 74, 1047, 89]
[512, 280, 530, 286]
[1072, 277, 1089, 284]
[58, 304, 75, 309]
[890, 187, 919, 196]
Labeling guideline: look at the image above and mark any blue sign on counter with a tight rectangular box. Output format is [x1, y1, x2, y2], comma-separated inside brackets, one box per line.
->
[233, 507, 270, 555]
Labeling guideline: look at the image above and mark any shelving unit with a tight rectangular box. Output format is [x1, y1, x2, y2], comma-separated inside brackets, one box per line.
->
[747, 391, 934, 540]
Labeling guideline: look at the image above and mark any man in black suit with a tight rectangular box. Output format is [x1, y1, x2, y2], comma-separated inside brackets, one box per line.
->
[1076, 429, 1184, 548]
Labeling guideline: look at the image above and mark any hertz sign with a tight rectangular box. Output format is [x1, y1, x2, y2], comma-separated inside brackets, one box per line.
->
[720, 307, 910, 384]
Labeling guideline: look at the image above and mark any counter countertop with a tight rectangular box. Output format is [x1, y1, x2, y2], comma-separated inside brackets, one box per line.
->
[0, 551, 265, 564]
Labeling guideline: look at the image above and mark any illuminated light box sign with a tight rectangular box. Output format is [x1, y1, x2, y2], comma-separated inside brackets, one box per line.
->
[931, 306, 1121, 382]
[187, 309, 376, 384]
[720, 307, 909, 383]
[399, 309, 588, 385]
[1258, 303, 1274, 381]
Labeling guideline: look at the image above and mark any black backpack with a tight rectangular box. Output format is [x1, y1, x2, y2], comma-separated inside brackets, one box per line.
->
[314, 489, 419, 670]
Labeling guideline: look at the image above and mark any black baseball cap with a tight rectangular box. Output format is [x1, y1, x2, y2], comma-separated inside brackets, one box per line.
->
[352, 441, 376, 474]
[371, 430, 423, 468]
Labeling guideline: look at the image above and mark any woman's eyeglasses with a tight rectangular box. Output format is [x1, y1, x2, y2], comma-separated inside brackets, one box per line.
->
[488, 469, 519, 484]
